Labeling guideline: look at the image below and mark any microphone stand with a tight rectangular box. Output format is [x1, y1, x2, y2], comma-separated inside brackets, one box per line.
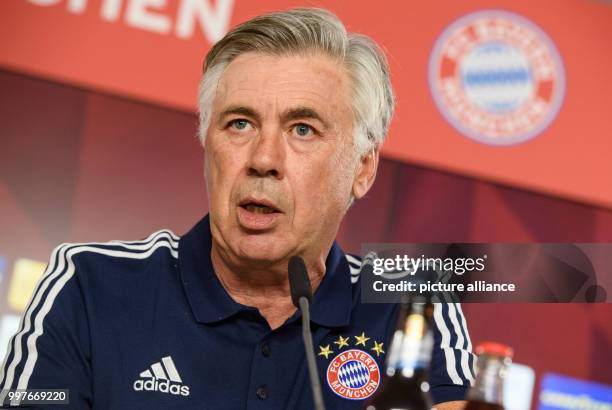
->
[298, 296, 326, 410]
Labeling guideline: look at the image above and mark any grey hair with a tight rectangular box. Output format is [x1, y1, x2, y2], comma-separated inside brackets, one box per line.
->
[197, 8, 394, 156]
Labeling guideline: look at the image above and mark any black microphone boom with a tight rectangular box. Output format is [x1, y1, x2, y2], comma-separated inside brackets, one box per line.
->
[288, 255, 312, 307]
[288, 256, 326, 410]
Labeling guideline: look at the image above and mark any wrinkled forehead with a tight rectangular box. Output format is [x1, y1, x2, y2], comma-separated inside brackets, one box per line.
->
[212, 52, 354, 123]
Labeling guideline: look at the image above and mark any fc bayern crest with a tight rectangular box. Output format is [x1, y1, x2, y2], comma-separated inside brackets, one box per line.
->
[428, 10, 565, 145]
[326, 349, 380, 400]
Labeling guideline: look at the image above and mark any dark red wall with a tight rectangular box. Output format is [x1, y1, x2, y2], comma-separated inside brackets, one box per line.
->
[1, 70, 611, 395]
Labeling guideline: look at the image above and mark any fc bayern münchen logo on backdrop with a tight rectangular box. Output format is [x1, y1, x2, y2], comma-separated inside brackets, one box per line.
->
[428, 10, 565, 145]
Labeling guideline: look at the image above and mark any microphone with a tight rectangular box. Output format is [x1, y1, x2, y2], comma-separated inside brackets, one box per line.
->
[289, 255, 312, 306]
[288, 256, 326, 410]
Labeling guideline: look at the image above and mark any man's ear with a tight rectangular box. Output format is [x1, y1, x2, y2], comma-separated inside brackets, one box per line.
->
[352, 148, 379, 200]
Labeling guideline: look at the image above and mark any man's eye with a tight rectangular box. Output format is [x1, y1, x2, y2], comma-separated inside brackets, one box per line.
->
[292, 124, 314, 138]
[229, 119, 251, 131]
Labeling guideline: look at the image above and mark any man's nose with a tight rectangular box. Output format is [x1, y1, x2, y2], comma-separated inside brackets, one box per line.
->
[246, 126, 286, 179]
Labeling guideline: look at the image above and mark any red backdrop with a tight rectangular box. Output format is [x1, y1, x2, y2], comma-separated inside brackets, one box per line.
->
[1, 0, 611, 208]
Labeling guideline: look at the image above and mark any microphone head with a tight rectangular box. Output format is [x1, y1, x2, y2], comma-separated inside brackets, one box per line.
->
[288, 256, 312, 307]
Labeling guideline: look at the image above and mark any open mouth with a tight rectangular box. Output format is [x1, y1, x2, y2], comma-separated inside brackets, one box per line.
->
[238, 198, 281, 215]
[241, 203, 277, 214]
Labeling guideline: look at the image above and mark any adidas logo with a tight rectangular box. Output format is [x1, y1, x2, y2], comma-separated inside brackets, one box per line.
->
[133, 356, 190, 397]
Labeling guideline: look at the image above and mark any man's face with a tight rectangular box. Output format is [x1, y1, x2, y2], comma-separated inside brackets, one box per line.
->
[204, 52, 370, 267]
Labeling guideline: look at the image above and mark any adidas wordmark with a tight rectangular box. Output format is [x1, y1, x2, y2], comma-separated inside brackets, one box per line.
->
[133, 356, 190, 397]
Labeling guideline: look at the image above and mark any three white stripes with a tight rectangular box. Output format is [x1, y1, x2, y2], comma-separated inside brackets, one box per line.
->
[433, 303, 476, 385]
[0, 230, 179, 405]
[141, 356, 183, 383]
[346, 254, 361, 284]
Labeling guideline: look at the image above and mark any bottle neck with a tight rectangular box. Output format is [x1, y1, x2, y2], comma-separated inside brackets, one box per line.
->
[385, 303, 433, 379]
[467, 354, 509, 405]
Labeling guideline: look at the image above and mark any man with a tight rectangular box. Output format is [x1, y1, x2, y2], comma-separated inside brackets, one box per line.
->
[0, 8, 475, 409]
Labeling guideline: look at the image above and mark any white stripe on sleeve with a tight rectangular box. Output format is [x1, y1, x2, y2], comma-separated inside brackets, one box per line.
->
[448, 303, 475, 384]
[432, 303, 464, 385]
[0, 230, 178, 405]
[345, 254, 361, 267]
[455, 303, 477, 380]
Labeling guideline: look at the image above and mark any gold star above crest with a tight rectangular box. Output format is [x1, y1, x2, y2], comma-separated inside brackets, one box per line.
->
[318, 345, 334, 359]
[334, 335, 350, 349]
[371, 341, 385, 357]
[354, 332, 370, 347]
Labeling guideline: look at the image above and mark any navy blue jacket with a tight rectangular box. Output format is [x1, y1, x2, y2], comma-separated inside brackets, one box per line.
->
[0, 215, 475, 409]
